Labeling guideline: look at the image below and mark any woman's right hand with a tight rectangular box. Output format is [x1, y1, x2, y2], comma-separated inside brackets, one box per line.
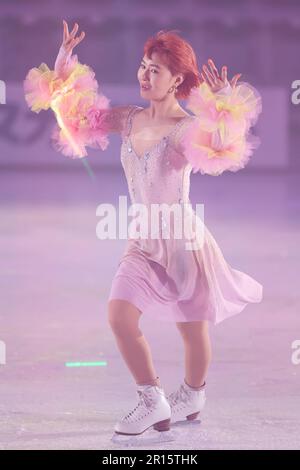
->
[62, 20, 85, 54]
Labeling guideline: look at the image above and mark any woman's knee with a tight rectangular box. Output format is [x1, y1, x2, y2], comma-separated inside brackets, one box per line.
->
[176, 320, 209, 340]
[107, 299, 142, 335]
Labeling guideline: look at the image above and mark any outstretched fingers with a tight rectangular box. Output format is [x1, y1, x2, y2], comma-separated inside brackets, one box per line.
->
[208, 59, 220, 81]
[230, 73, 242, 88]
[201, 59, 242, 91]
[70, 23, 79, 38]
[221, 65, 228, 84]
[202, 64, 216, 87]
[63, 20, 69, 43]
[74, 31, 85, 46]
[62, 20, 85, 51]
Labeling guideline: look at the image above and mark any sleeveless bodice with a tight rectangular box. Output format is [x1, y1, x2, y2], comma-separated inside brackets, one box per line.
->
[120, 106, 194, 207]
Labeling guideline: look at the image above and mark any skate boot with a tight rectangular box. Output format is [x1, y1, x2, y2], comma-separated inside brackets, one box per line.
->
[114, 382, 171, 435]
[166, 379, 206, 424]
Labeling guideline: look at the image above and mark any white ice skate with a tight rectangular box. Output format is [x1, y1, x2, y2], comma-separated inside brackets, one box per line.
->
[166, 380, 206, 424]
[113, 383, 172, 436]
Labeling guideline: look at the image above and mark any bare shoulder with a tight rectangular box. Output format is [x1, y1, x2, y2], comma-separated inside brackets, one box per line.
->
[171, 114, 195, 150]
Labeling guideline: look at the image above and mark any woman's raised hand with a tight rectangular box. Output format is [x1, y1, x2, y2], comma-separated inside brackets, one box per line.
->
[62, 20, 85, 54]
[200, 58, 242, 92]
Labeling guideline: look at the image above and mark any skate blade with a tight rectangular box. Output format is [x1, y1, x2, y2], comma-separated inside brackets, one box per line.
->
[111, 429, 176, 447]
[171, 418, 201, 427]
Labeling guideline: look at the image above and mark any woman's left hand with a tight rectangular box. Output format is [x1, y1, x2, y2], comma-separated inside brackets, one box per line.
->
[200, 59, 242, 92]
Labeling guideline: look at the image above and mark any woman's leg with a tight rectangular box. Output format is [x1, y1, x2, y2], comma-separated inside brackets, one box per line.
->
[108, 299, 161, 387]
[176, 320, 211, 389]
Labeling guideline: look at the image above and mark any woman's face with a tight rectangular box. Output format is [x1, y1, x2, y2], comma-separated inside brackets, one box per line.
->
[137, 52, 181, 100]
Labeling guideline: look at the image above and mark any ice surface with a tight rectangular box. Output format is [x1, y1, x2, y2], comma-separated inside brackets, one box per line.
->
[0, 170, 299, 450]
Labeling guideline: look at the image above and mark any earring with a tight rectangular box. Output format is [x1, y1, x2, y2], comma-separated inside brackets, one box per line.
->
[168, 85, 178, 93]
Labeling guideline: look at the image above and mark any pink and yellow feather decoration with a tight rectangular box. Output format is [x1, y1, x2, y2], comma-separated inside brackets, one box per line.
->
[182, 81, 262, 175]
[23, 54, 110, 158]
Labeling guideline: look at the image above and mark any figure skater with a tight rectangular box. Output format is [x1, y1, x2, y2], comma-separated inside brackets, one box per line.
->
[24, 20, 263, 437]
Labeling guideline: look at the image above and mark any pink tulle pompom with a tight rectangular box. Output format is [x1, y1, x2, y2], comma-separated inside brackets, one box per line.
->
[24, 60, 100, 113]
[85, 94, 111, 130]
[50, 92, 111, 159]
[182, 81, 262, 175]
[182, 117, 261, 176]
[24, 54, 111, 159]
[23, 64, 56, 112]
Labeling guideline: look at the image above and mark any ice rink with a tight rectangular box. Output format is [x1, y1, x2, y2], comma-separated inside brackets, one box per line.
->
[0, 169, 299, 450]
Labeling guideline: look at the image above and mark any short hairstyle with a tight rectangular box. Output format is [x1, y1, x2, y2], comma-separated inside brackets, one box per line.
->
[143, 29, 202, 100]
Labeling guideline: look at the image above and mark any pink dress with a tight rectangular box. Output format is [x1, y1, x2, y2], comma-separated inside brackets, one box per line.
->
[107, 105, 263, 323]
[23, 45, 263, 324]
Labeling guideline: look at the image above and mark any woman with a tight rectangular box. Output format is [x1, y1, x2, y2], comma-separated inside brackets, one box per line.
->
[24, 20, 263, 437]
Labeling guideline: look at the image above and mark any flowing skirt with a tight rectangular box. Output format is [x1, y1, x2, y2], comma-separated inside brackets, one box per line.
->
[108, 204, 263, 323]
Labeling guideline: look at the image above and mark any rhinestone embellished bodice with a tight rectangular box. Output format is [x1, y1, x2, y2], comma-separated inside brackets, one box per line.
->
[111, 106, 264, 323]
[120, 106, 194, 208]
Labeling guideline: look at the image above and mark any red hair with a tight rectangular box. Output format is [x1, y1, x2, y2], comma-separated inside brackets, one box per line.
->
[143, 29, 202, 100]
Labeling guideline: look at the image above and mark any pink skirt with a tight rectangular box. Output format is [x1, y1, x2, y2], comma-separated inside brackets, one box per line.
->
[108, 208, 263, 324]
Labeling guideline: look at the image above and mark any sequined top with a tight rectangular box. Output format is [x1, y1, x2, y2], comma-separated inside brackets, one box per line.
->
[111, 104, 263, 325]
[120, 105, 195, 208]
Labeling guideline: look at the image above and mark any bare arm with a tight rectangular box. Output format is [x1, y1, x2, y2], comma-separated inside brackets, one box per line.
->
[91, 105, 132, 135]
[54, 21, 130, 135]
[24, 20, 132, 158]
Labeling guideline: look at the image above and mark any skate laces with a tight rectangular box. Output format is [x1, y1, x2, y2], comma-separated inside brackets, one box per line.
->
[168, 384, 192, 406]
[122, 388, 158, 422]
